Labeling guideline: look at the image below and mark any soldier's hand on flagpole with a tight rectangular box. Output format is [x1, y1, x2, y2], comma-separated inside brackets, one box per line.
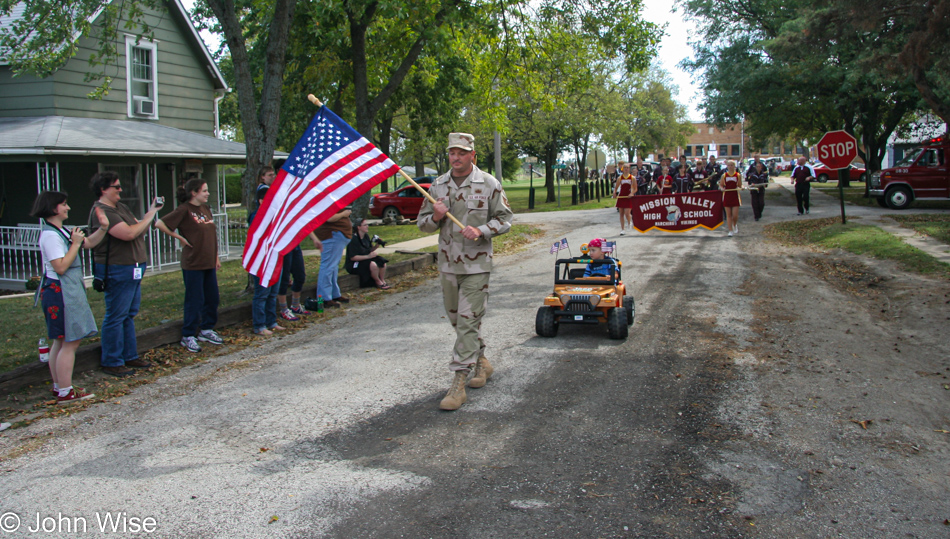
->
[462, 226, 482, 240]
[433, 200, 448, 221]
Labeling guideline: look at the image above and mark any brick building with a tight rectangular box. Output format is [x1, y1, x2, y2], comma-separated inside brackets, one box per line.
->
[657, 122, 801, 163]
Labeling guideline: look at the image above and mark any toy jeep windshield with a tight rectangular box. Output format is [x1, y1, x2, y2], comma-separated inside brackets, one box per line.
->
[536, 256, 635, 339]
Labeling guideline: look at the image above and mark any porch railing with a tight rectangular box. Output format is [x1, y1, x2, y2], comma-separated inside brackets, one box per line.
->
[0, 212, 229, 287]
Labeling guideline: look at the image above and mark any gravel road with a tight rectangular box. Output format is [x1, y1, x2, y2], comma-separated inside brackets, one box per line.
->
[1, 187, 948, 538]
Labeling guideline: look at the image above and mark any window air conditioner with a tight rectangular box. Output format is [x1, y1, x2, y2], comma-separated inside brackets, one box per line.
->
[134, 97, 155, 116]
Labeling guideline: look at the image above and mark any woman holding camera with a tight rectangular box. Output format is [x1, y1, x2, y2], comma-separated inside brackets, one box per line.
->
[31, 191, 109, 403]
[155, 179, 225, 353]
[346, 219, 390, 289]
[88, 171, 163, 377]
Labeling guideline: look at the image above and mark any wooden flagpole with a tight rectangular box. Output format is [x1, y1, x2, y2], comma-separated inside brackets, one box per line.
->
[307, 94, 464, 231]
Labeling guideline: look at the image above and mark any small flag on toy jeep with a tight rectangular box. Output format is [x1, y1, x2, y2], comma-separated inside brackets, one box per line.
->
[549, 237, 568, 254]
[603, 241, 616, 253]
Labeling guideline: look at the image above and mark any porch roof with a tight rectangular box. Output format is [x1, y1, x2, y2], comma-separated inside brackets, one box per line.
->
[0, 116, 272, 161]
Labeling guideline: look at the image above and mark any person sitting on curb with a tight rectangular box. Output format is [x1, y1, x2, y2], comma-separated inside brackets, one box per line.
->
[346, 219, 391, 289]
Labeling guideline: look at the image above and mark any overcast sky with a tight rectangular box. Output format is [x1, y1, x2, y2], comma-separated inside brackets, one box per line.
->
[182, 0, 703, 122]
[642, 0, 703, 122]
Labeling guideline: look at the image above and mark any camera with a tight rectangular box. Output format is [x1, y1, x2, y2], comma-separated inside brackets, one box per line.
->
[155, 196, 164, 207]
[92, 278, 106, 292]
[371, 234, 387, 247]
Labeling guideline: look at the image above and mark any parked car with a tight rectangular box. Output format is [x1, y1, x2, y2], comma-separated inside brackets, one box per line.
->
[869, 136, 949, 209]
[394, 175, 435, 191]
[369, 182, 432, 220]
[812, 162, 867, 183]
[764, 157, 783, 176]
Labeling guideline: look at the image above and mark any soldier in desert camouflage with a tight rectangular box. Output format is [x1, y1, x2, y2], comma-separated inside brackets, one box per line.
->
[418, 132, 513, 411]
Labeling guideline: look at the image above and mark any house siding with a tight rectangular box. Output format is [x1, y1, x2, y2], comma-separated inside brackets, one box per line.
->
[0, 0, 218, 136]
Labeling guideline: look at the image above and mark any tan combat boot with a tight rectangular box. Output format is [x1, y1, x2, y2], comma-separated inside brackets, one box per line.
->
[468, 356, 493, 388]
[439, 371, 469, 411]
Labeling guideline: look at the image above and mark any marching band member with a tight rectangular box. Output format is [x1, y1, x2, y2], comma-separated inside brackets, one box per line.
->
[673, 163, 693, 193]
[635, 158, 651, 195]
[719, 160, 742, 236]
[746, 160, 769, 221]
[656, 164, 674, 195]
[692, 157, 709, 190]
[613, 162, 635, 235]
[705, 156, 723, 191]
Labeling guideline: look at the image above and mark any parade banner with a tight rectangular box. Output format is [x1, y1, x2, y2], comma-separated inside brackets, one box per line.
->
[632, 191, 724, 233]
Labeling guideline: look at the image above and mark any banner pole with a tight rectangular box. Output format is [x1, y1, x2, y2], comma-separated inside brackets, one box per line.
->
[307, 94, 464, 231]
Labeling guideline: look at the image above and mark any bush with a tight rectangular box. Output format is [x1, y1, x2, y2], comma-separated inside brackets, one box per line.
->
[224, 173, 244, 204]
[25, 276, 41, 290]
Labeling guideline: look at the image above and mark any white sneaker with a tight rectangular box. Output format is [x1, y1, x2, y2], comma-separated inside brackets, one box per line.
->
[727, 231, 734, 237]
[180, 336, 202, 353]
[197, 329, 224, 345]
[620, 230, 626, 236]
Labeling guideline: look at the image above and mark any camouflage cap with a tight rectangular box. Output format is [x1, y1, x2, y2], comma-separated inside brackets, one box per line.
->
[447, 132, 475, 151]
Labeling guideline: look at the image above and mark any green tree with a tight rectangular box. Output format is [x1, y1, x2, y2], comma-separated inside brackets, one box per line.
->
[680, 0, 924, 180]
[0, 0, 163, 99]
[601, 71, 694, 162]
[500, 1, 660, 202]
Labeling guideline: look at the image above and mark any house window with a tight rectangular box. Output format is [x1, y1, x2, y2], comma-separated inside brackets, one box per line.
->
[719, 145, 727, 157]
[694, 145, 704, 156]
[708, 127, 715, 134]
[684, 146, 692, 157]
[126, 35, 158, 119]
[731, 144, 740, 156]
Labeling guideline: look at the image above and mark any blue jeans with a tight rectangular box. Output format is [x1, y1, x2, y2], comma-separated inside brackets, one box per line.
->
[182, 268, 219, 337]
[317, 231, 347, 300]
[96, 262, 144, 367]
[251, 274, 279, 331]
[279, 246, 305, 295]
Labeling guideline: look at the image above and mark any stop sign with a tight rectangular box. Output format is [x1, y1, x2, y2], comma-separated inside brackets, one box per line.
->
[817, 130, 858, 169]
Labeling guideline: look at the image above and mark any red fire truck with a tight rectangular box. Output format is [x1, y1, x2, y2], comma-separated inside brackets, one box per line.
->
[869, 136, 948, 209]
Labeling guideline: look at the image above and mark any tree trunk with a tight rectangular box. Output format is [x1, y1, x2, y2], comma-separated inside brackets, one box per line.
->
[345, 0, 458, 221]
[375, 111, 394, 193]
[207, 0, 296, 210]
[545, 143, 557, 203]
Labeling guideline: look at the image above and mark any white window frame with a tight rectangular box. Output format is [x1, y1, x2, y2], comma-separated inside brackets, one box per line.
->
[125, 35, 159, 119]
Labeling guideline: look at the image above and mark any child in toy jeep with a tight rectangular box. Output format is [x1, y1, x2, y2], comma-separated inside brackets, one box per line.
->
[536, 238, 635, 339]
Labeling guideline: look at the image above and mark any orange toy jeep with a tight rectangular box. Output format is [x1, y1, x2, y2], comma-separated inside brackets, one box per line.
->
[535, 255, 635, 339]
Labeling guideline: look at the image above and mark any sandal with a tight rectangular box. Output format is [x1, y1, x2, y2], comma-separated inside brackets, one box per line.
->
[376, 283, 392, 290]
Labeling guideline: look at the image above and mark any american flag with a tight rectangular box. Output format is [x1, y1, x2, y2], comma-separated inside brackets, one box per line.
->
[602, 241, 616, 254]
[243, 106, 400, 286]
[549, 237, 568, 254]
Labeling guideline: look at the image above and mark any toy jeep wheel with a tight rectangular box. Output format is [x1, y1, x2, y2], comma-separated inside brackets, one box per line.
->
[536, 306, 558, 337]
[623, 296, 635, 326]
[607, 307, 628, 339]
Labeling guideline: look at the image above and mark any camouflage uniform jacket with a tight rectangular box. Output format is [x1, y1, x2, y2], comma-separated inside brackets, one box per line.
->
[418, 165, 513, 274]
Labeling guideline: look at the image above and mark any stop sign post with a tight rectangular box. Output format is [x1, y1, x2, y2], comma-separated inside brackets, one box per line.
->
[817, 130, 858, 224]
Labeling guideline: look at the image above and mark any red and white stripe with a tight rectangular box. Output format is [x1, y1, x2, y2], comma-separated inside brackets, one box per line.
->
[242, 138, 399, 287]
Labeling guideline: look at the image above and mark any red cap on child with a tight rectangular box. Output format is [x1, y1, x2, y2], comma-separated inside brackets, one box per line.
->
[588, 238, 605, 249]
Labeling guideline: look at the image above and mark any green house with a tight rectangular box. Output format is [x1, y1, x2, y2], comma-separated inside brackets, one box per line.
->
[0, 0, 249, 288]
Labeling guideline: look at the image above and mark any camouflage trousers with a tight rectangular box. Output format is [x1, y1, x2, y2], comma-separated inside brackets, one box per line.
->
[440, 272, 490, 372]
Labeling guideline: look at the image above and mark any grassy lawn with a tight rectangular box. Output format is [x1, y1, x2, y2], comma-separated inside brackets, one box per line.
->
[888, 214, 950, 244]
[503, 177, 617, 213]
[0, 223, 542, 376]
[764, 217, 950, 279]
[812, 183, 950, 210]
[0, 251, 422, 375]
